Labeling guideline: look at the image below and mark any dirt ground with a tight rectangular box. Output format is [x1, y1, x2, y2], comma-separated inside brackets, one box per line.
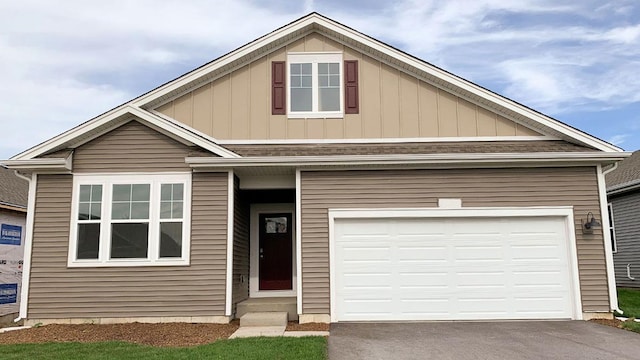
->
[590, 318, 623, 329]
[0, 321, 328, 347]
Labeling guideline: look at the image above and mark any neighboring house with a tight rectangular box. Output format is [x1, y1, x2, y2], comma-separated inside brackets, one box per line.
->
[0, 166, 28, 323]
[0, 13, 630, 326]
[606, 150, 640, 288]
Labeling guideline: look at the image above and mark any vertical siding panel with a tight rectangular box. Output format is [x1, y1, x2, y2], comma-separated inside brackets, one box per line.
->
[28, 171, 229, 319]
[359, 55, 380, 138]
[438, 90, 458, 136]
[381, 64, 400, 137]
[325, 119, 344, 138]
[231, 65, 250, 139]
[300, 168, 609, 314]
[516, 124, 542, 136]
[418, 81, 439, 137]
[288, 120, 306, 139]
[212, 75, 231, 139]
[307, 119, 325, 138]
[496, 115, 517, 136]
[192, 84, 213, 135]
[304, 33, 324, 51]
[173, 93, 193, 127]
[250, 57, 268, 139]
[156, 102, 175, 118]
[457, 99, 478, 136]
[399, 73, 419, 137]
[477, 107, 498, 136]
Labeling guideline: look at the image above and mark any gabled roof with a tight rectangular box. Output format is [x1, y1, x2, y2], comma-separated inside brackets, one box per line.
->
[8, 13, 623, 162]
[0, 166, 28, 211]
[607, 150, 640, 194]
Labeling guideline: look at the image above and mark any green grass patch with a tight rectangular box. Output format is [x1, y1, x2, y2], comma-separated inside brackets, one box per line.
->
[621, 320, 640, 334]
[617, 288, 640, 318]
[0, 336, 327, 360]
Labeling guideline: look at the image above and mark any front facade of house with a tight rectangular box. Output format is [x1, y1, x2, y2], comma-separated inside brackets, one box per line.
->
[607, 151, 640, 288]
[2, 14, 628, 325]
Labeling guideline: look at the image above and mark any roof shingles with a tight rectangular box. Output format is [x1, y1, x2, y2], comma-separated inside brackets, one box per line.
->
[0, 166, 28, 209]
[606, 150, 640, 190]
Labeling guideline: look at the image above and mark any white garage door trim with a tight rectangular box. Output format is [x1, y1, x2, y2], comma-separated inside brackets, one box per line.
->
[328, 206, 583, 322]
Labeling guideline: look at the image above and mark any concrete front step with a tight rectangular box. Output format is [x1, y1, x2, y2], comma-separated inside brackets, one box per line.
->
[236, 297, 297, 321]
[240, 312, 288, 327]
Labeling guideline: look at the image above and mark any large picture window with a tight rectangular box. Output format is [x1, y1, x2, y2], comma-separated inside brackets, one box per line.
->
[287, 52, 343, 118]
[69, 174, 191, 267]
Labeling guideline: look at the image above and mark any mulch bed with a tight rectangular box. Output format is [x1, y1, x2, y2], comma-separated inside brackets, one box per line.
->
[285, 321, 330, 332]
[590, 318, 623, 329]
[0, 320, 329, 347]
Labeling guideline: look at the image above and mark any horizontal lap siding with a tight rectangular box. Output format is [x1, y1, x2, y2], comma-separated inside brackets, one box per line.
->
[28, 173, 229, 319]
[611, 191, 640, 288]
[232, 177, 250, 316]
[72, 121, 194, 173]
[300, 168, 608, 314]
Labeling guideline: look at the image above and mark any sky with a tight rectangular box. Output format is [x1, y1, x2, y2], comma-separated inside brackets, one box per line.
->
[0, 0, 639, 159]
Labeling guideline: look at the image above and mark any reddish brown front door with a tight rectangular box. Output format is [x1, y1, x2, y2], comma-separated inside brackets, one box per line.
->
[259, 213, 293, 290]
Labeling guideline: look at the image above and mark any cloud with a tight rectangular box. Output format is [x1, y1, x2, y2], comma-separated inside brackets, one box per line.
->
[0, 0, 639, 157]
[608, 134, 630, 146]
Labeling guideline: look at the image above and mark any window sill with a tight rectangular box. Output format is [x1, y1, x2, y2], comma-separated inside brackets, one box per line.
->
[67, 258, 190, 268]
[288, 111, 343, 119]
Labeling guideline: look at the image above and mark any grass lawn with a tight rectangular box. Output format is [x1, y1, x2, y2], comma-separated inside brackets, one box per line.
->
[618, 288, 640, 318]
[0, 336, 327, 360]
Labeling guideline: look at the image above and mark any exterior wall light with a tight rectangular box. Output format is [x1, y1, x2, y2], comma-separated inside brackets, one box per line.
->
[582, 212, 601, 234]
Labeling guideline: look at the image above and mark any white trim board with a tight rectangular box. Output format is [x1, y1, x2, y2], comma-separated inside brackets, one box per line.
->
[225, 171, 235, 316]
[249, 203, 297, 298]
[295, 170, 303, 315]
[218, 136, 555, 145]
[327, 206, 583, 323]
[19, 173, 37, 320]
[597, 165, 621, 313]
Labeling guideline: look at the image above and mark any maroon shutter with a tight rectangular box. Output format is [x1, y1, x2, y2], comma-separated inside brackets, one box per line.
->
[272, 61, 286, 115]
[344, 60, 359, 114]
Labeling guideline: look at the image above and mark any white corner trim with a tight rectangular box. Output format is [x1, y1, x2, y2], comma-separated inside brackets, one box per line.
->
[597, 164, 621, 313]
[225, 171, 235, 316]
[327, 206, 583, 322]
[295, 169, 303, 315]
[19, 173, 37, 319]
[218, 136, 555, 145]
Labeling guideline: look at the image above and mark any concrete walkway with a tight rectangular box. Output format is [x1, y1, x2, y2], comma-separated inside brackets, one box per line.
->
[329, 321, 640, 360]
[229, 326, 329, 338]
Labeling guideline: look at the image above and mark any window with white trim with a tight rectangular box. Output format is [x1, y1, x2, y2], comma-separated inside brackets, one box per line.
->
[608, 203, 617, 253]
[69, 174, 191, 267]
[287, 52, 343, 118]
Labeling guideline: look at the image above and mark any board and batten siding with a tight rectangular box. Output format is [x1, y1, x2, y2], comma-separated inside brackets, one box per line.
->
[155, 32, 541, 141]
[72, 120, 198, 173]
[300, 167, 609, 314]
[611, 191, 640, 288]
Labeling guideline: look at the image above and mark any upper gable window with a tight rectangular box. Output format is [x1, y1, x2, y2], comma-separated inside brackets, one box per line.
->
[287, 53, 343, 118]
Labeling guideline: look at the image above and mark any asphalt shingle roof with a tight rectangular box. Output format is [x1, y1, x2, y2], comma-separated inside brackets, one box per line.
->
[0, 166, 28, 208]
[606, 150, 640, 190]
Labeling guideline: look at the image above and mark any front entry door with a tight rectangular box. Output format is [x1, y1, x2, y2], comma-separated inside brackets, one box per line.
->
[259, 213, 293, 290]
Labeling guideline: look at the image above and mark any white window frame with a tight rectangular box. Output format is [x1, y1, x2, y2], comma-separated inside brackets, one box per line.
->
[608, 203, 617, 253]
[287, 52, 343, 119]
[68, 173, 192, 267]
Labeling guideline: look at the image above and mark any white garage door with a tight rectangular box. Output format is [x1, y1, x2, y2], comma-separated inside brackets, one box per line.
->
[333, 216, 576, 321]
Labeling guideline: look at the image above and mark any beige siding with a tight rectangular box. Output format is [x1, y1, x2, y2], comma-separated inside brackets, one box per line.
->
[155, 33, 542, 140]
[27, 172, 229, 319]
[73, 121, 197, 173]
[300, 167, 609, 314]
[232, 176, 250, 315]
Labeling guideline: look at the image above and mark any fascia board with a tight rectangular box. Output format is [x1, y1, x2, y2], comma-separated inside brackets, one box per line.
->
[186, 151, 631, 168]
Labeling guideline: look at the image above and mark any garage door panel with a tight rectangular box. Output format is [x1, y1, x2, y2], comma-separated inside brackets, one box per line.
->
[334, 216, 575, 321]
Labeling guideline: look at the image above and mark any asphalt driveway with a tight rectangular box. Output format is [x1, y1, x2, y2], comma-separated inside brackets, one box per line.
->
[329, 321, 640, 360]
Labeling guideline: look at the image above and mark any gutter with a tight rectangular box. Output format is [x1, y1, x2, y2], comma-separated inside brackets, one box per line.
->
[186, 152, 631, 169]
[1, 156, 72, 172]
